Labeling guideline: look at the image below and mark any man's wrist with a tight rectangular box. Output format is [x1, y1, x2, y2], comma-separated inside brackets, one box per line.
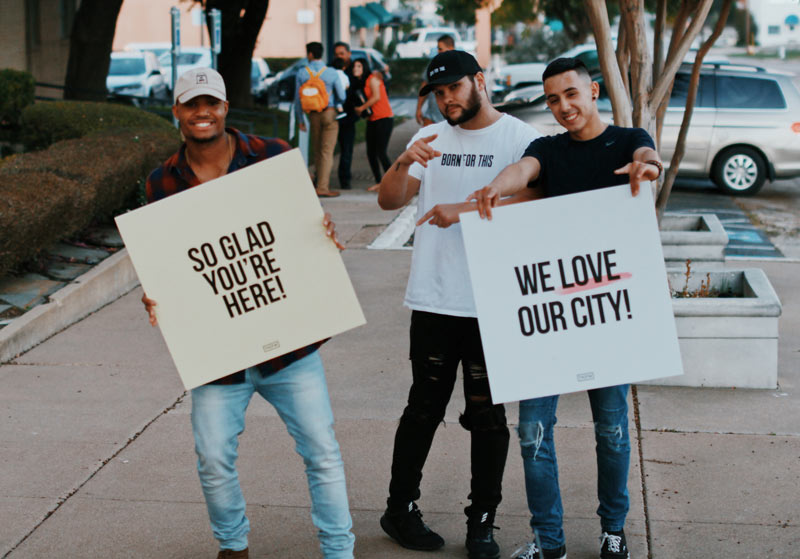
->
[645, 159, 663, 178]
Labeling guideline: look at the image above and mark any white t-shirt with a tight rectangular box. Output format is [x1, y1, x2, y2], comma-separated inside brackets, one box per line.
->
[405, 114, 541, 317]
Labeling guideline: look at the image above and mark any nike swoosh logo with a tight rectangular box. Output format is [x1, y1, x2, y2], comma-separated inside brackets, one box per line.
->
[605, 141, 615, 147]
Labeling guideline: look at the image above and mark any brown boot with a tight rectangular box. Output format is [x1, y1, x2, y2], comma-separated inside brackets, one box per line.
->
[217, 548, 248, 559]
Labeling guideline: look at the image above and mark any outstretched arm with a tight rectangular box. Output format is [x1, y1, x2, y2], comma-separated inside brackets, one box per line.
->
[466, 156, 542, 219]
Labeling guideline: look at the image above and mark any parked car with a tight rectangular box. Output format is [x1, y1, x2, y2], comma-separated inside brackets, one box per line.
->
[158, 47, 213, 90]
[266, 52, 391, 105]
[492, 43, 600, 101]
[395, 27, 476, 58]
[124, 42, 173, 59]
[498, 63, 800, 195]
[251, 58, 274, 102]
[106, 51, 169, 100]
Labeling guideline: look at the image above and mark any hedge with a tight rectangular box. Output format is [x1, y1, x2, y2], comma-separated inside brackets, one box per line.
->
[21, 100, 175, 151]
[0, 127, 179, 276]
[0, 69, 35, 130]
[386, 57, 430, 97]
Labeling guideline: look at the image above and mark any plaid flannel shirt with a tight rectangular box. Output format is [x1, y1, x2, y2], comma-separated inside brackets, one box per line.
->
[145, 128, 325, 385]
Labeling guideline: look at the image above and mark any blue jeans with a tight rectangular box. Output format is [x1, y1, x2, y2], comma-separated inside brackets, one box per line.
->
[517, 384, 630, 549]
[191, 351, 355, 557]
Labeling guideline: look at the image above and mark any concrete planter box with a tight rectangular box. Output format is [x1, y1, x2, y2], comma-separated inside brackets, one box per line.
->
[645, 268, 781, 389]
[660, 213, 728, 270]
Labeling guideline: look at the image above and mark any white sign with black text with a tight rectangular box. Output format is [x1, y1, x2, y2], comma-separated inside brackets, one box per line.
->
[460, 184, 683, 403]
[116, 149, 366, 390]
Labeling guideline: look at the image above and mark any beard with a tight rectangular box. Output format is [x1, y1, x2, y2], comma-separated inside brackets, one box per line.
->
[443, 82, 482, 126]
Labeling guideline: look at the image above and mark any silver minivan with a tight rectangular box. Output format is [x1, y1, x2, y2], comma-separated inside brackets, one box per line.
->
[499, 63, 800, 195]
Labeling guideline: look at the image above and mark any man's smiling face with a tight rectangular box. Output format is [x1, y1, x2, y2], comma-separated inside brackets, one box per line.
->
[543, 70, 599, 135]
[172, 95, 229, 143]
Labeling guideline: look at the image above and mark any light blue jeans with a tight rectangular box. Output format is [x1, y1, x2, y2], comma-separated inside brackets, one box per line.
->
[517, 384, 630, 550]
[190, 351, 355, 557]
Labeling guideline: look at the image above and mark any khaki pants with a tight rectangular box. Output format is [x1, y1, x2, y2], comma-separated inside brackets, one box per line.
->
[308, 107, 339, 193]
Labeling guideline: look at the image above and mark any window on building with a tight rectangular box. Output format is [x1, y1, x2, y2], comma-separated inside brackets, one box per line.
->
[768, 25, 780, 35]
[716, 76, 786, 109]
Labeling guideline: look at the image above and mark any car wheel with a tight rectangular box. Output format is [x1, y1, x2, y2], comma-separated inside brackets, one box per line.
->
[712, 146, 767, 196]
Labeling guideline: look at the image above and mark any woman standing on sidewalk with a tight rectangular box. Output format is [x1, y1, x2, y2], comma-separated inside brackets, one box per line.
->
[353, 58, 394, 186]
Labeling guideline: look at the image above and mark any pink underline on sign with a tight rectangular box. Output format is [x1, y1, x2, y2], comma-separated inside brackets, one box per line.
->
[557, 273, 633, 295]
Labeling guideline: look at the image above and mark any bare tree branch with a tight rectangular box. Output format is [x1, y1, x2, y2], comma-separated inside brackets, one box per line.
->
[615, 16, 631, 95]
[650, 0, 713, 112]
[653, 0, 667, 77]
[621, 0, 653, 130]
[656, 0, 733, 220]
[585, 0, 632, 127]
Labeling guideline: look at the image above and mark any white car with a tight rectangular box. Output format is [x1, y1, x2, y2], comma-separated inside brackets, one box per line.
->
[493, 43, 600, 99]
[251, 58, 273, 102]
[158, 47, 213, 90]
[106, 51, 169, 100]
[395, 27, 477, 58]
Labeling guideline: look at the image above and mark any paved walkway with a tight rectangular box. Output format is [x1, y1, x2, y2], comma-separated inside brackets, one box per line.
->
[1, 118, 798, 558]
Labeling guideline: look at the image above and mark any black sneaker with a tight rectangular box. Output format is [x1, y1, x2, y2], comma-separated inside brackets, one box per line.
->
[464, 507, 500, 559]
[380, 501, 445, 551]
[511, 540, 567, 559]
[600, 530, 629, 559]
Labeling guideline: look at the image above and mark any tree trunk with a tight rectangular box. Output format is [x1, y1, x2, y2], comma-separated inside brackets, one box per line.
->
[63, 0, 124, 101]
[206, 0, 269, 109]
[656, 0, 733, 220]
[585, 0, 631, 127]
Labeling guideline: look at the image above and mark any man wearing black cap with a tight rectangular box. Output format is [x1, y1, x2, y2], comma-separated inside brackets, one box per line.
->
[375, 50, 541, 559]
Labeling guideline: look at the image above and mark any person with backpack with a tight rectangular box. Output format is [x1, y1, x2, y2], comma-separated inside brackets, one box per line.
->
[294, 41, 346, 197]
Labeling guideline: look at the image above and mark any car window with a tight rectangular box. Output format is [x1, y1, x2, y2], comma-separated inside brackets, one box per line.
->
[715, 76, 786, 109]
[177, 53, 204, 65]
[575, 50, 599, 72]
[109, 58, 146, 76]
[406, 32, 419, 42]
[669, 73, 715, 108]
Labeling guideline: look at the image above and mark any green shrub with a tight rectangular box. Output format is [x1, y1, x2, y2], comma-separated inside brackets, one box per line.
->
[20, 100, 175, 151]
[0, 69, 35, 130]
[0, 127, 180, 275]
[386, 57, 430, 97]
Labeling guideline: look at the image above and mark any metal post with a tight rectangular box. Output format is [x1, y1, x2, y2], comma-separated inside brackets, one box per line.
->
[170, 7, 181, 126]
[209, 9, 222, 70]
[320, 0, 339, 61]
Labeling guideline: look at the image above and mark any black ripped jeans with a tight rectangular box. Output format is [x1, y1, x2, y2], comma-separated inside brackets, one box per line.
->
[388, 311, 510, 513]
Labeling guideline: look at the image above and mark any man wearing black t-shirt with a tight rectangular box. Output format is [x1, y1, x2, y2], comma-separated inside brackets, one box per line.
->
[469, 58, 662, 559]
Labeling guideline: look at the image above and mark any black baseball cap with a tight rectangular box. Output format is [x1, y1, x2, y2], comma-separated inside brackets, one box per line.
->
[419, 50, 482, 96]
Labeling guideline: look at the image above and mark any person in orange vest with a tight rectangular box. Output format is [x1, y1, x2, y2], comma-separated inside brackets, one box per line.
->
[353, 57, 394, 188]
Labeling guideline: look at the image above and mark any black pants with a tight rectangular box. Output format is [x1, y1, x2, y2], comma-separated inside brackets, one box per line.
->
[337, 117, 356, 188]
[366, 117, 393, 183]
[388, 311, 510, 513]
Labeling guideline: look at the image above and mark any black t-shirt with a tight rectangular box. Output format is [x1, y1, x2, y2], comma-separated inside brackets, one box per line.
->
[523, 125, 655, 197]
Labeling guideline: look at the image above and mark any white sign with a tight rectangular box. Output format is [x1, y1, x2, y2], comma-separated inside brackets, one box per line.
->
[460, 184, 683, 403]
[115, 149, 366, 390]
[297, 9, 315, 24]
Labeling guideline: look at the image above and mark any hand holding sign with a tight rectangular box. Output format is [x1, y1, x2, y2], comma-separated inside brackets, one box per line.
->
[466, 185, 501, 220]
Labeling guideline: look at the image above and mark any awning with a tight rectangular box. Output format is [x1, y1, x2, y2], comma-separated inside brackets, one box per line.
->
[350, 6, 379, 29]
[365, 2, 394, 25]
[785, 14, 799, 26]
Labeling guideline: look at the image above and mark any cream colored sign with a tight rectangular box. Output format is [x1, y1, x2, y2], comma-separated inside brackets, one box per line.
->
[115, 149, 365, 389]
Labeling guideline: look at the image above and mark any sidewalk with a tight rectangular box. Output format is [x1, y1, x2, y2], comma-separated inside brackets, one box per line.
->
[1, 118, 798, 558]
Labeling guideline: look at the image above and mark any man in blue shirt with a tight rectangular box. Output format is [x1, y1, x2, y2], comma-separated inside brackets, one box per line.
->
[295, 41, 346, 197]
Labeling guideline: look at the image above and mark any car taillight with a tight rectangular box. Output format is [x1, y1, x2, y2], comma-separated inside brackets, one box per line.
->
[792, 122, 800, 133]
[506, 75, 511, 86]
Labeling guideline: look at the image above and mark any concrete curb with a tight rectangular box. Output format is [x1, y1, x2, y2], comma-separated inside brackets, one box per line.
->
[0, 249, 139, 363]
